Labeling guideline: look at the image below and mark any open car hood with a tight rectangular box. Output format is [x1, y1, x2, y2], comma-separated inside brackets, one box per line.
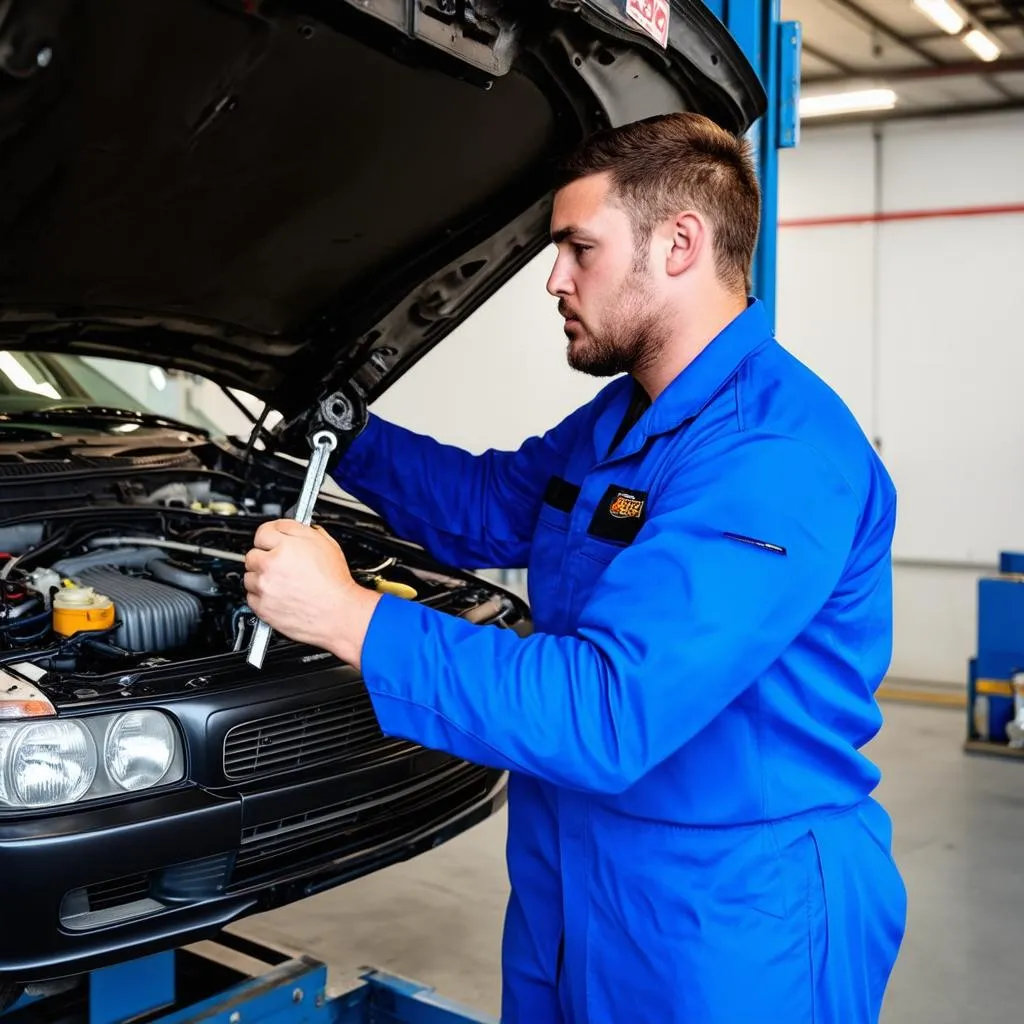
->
[0, 0, 764, 420]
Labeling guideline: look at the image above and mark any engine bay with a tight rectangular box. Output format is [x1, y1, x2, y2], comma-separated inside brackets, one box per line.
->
[0, 478, 518, 688]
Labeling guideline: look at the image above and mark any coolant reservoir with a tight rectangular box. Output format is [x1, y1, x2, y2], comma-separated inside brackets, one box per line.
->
[52, 585, 116, 636]
[26, 567, 62, 607]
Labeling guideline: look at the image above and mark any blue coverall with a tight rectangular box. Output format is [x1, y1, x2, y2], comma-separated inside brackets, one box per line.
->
[332, 299, 908, 1023]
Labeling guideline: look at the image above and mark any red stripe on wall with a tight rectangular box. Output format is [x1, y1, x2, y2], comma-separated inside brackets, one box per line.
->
[779, 202, 1024, 229]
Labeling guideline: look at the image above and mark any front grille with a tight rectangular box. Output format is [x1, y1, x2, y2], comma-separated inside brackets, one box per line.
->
[231, 762, 494, 887]
[223, 691, 410, 780]
[85, 874, 150, 912]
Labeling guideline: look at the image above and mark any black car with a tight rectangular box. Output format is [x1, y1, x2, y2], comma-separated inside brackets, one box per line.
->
[0, 0, 764, 1005]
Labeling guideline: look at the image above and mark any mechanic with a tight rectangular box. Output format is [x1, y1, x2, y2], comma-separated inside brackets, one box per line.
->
[244, 112, 908, 1023]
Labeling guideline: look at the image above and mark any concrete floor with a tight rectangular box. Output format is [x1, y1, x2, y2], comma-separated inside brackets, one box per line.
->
[234, 701, 1024, 1021]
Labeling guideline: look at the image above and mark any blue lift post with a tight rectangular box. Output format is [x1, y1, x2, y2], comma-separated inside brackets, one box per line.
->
[0, 3, 799, 1022]
[701, 0, 802, 326]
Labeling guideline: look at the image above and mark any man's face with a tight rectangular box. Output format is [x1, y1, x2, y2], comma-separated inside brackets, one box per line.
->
[546, 172, 668, 378]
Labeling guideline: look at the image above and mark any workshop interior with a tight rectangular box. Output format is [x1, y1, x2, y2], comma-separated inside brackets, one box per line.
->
[0, 0, 1021, 1021]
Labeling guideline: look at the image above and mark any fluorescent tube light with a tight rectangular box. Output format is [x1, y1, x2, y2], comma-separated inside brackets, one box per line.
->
[911, 0, 966, 35]
[799, 88, 898, 119]
[962, 28, 1001, 61]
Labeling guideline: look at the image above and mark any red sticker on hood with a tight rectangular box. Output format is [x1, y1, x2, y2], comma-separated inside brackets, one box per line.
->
[626, 0, 670, 48]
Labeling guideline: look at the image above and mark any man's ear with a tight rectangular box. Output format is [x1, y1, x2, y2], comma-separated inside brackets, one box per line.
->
[665, 212, 705, 278]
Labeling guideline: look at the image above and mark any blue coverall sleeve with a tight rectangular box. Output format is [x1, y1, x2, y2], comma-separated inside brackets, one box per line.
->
[359, 434, 866, 794]
[331, 407, 594, 569]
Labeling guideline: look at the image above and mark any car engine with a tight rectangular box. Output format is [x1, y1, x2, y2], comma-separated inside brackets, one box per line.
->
[0, 479, 515, 682]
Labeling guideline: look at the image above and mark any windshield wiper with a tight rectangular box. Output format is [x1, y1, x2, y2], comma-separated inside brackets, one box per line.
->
[6, 405, 208, 436]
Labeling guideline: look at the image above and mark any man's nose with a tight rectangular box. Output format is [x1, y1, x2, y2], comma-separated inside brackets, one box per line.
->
[546, 253, 574, 297]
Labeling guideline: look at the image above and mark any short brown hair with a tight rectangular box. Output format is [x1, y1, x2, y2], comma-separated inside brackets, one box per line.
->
[555, 112, 761, 293]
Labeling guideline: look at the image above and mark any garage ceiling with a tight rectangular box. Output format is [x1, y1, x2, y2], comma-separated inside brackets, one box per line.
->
[782, 0, 1024, 121]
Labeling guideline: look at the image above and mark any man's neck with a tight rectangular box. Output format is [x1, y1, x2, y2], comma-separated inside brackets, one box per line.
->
[633, 292, 749, 401]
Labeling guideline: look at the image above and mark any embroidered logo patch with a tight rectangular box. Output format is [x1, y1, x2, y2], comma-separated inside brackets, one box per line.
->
[589, 485, 649, 544]
[608, 492, 645, 520]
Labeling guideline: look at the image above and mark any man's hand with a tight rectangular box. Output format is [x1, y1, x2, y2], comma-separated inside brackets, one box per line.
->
[243, 521, 381, 669]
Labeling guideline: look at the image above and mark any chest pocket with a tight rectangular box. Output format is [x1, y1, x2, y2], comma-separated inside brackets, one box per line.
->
[568, 484, 650, 620]
[527, 477, 579, 632]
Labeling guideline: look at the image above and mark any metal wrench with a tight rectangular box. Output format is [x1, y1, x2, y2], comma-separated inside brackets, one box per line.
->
[246, 429, 338, 669]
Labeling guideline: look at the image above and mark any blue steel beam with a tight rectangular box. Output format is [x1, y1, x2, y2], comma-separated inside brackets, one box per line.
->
[341, 970, 500, 1024]
[699, 1, 802, 327]
[154, 955, 330, 1024]
[91, 952, 176, 1024]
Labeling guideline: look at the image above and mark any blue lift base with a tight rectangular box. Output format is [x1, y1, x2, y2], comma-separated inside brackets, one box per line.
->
[0, 935, 498, 1024]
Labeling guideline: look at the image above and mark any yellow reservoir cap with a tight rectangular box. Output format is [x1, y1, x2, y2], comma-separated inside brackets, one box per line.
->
[52, 586, 116, 636]
[373, 578, 418, 600]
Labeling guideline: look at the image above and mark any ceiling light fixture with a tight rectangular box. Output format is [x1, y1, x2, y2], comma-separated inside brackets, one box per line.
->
[799, 88, 898, 119]
[962, 28, 1002, 61]
[911, 0, 966, 35]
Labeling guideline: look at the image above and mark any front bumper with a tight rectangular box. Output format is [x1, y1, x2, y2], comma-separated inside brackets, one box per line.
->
[0, 750, 506, 983]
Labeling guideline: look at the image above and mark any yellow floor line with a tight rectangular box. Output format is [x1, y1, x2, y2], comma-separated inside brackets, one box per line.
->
[876, 683, 966, 709]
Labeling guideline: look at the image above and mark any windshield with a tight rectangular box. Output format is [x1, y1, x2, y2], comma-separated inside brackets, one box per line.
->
[0, 351, 274, 439]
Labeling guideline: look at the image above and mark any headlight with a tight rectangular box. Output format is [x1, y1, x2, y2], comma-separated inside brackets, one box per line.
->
[104, 711, 175, 791]
[0, 710, 185, 811]
[0, 721, 96, 808]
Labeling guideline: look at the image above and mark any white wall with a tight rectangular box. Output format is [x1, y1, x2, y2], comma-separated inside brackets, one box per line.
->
[777, 110, 1024, 685]
[776, 124, 878, 433]
[372, 254, 605, 452]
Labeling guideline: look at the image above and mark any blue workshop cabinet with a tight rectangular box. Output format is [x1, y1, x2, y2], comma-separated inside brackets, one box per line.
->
[966, 553, 1024, 755]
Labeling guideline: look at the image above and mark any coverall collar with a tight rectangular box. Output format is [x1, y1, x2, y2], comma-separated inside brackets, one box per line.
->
[646, 296, 772, 434]
[596, 297, 773, 464]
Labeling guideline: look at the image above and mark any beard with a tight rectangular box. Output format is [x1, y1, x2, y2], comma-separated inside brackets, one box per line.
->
[561, 272, 669, 378]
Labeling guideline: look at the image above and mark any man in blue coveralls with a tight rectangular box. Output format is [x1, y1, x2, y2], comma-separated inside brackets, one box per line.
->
[244, 112, 908, 1022]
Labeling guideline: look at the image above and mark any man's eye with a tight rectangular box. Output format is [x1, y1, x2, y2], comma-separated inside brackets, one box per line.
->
[573, 244, 591, 258]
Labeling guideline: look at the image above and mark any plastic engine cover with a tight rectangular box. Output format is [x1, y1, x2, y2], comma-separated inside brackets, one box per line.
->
[71, 566, 204, 652]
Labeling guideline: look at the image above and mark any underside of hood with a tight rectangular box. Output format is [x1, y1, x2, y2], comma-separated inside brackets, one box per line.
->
[0, 0, 765, 419]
